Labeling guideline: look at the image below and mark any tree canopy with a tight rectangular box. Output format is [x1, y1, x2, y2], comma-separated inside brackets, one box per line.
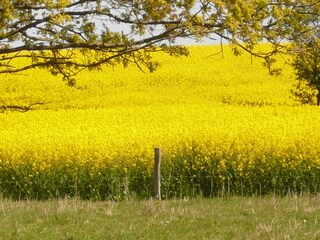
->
[0, 0, 319, 85]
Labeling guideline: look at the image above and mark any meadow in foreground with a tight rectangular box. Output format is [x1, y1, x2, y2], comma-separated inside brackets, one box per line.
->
[1, 45, 319, 199]
[1, 196, 320, 240]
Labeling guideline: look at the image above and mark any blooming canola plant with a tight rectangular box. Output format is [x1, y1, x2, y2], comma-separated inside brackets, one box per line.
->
[0, 45, 319, 199]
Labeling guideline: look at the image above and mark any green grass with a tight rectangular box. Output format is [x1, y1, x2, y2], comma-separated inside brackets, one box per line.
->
[1, 196, 320, 239]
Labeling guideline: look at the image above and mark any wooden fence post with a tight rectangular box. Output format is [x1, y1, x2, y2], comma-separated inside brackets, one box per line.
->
[154, 147, 161, 200]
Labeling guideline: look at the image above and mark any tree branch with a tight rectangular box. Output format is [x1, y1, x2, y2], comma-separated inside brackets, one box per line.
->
[0, 103, 44, 112]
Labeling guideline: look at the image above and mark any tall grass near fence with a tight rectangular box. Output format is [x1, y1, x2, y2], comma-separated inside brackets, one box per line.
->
[1, 45, 320, 200]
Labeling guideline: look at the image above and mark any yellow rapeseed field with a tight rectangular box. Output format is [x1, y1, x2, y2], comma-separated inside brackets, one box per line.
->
[1, 45, 320, 199]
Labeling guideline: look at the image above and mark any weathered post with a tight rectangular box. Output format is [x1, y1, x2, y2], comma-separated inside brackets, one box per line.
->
[154, 147, 161, 200]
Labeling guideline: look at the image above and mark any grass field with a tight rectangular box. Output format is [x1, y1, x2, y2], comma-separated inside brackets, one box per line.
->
[1, 44, 320, 200]
[1, 196, 320, 239]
